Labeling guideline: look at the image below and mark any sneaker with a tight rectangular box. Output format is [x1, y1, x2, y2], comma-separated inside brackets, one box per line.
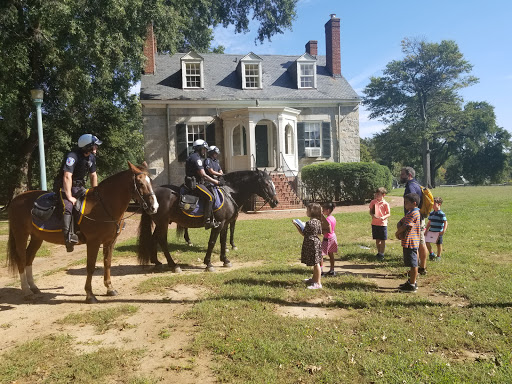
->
[399, 281, 417, 292]
[322, 270, 336, 277]
[429, 252, 436, 261]
[307, 283, 322, 290]
[399, 280, 417, 289]
[376, 253, 384, 261]
[418, 267, 427, 275]
[435, 256, 441, 262]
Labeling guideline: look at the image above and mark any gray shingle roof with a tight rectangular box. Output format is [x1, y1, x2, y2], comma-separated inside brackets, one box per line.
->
[141, 53, 359, 102]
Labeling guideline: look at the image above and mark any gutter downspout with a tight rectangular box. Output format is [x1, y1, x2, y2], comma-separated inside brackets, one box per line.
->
[167, 104, 172, 184]
[337, 103, 341, 163]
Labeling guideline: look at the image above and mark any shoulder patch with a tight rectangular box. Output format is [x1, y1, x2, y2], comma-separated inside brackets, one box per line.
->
[65, 157, 76, 167]
[196, 159, 203, 167]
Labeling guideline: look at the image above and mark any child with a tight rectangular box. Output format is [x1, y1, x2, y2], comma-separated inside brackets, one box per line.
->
[297, 203, 323, 289]
[321, 203, 338, 276]
[425, 197, 448, 261]
[369, 187, 390, 261]
[395, 193, 421, 292]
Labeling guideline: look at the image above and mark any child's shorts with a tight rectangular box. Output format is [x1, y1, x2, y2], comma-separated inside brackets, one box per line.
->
[403, 248, 418, 268]
[322, 234, 338, 256]
[436, 235, 443, 245]
[372, 225, 387, 240]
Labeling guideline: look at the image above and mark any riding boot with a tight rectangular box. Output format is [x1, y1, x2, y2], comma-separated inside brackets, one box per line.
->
[63, 214, 79, 252]
[204, 200, 219, 229]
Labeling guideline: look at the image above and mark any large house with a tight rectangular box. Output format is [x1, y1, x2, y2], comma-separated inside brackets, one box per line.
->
[141, 14, 360, 209]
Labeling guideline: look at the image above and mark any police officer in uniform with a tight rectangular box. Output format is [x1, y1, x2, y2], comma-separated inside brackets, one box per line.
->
[204, 145, 224, 181]
[53, 134, 102, 251]
[185, 139, 221, 229]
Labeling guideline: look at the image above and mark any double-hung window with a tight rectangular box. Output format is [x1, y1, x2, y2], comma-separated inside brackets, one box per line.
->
[304, 122, 322, 157]
[239, 53, 263, 89]
[300, 64, 315, 88]
[187, 124, 206, 155]
[181, 51, 204, 89]
[244, 64, 260, 88]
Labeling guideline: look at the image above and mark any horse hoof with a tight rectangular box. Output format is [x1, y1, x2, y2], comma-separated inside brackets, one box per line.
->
[223, 262, 232, 268]
[30, 287, 41, 294]
[232, 246, 238, 251]
[107, 289, 118, 297]
[172, 266, 182, 273]
[205, 265, 215, 272]
[225, 248, 230, 253]
[85, 296, 99, 304]
[187, 243, 194, 247]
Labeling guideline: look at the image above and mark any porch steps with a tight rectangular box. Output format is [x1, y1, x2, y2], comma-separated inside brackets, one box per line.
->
[253, 172, 304, 211]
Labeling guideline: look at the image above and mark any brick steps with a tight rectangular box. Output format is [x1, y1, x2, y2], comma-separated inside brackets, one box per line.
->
[252, 172, 304, 211]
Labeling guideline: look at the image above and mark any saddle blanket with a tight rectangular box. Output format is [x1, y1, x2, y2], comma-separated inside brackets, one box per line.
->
[32, 190, 89, 232]
[179, 186, 224, 218]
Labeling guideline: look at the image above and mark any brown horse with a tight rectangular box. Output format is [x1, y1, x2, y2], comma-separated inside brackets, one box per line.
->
[7, 162, 159, 304]
[137, 170, 278, 272]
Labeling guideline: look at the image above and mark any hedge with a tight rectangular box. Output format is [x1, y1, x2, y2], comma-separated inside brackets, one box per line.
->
[301, 162, 392, 204]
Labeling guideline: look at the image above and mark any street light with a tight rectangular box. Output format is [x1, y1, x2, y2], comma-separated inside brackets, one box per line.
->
[30, 88, 47, 191]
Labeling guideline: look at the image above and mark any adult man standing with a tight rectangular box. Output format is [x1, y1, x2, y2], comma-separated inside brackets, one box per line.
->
[400, 167, 429, 275]
[53, 134, 102, 252]
[185, 139, 221, 229]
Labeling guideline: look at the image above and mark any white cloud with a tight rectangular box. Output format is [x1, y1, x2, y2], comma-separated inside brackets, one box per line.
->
[359, 107, 386, 138]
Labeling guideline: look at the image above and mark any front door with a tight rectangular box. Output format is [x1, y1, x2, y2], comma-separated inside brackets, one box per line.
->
[255, 124, 268, 167]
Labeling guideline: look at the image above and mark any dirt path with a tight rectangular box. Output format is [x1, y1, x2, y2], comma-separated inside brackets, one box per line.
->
[0, 196, 463, 381]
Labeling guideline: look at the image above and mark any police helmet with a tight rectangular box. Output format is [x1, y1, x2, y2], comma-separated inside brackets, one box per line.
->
[78, 134, 102, 151]
[208, 145, 220, 154]
[193, 139, 208, 152]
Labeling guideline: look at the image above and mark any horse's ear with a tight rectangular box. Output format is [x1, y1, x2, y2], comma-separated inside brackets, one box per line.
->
[127, 161, 140, 173]
[142, 161, 148, 168]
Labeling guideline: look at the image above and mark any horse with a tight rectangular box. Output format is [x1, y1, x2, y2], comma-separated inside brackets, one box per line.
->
[137, 170, 278, 272]
[7, 162, 159, 304]
[182, 222, 237, 250]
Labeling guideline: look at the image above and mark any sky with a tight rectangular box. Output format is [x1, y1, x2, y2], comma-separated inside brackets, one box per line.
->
[211, 0, 512, 138]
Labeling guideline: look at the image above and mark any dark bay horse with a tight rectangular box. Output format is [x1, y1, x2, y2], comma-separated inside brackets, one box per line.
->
[7, 162, 159, 304]
[137, 170, 278, 272]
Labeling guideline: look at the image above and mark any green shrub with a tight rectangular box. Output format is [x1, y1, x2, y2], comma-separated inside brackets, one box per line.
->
[301, 162, 392, 204]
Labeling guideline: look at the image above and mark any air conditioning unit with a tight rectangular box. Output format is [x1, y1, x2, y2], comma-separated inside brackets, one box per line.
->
[305, 147, 321, 157]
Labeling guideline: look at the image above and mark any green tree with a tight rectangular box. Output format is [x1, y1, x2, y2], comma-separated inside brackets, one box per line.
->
[359, 138, 375, 162]
[363, 38, 478, 187]
[0, 0, 297, 203]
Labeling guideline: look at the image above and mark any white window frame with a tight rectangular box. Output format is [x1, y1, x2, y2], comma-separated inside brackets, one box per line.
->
[181, 51, 204, 90]
[232, 125, 247, 156]
[304, 122, 321, 149]
[285, 124, 294, 154]
[299, 63, 316, 88]
[242, 62, 262, 89]
[186, 124, 206, 155]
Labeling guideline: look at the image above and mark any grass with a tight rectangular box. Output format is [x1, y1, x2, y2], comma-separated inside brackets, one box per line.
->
[1, 186, 511, 382]
[57, 304, 139, 333]
[136, 185, 512, 383]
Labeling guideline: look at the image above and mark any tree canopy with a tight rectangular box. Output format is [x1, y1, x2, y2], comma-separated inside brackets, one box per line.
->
[0, 0, 297, 203]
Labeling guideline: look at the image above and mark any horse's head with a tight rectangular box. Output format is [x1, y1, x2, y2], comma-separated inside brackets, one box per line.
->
[256, 170, 279, 208]
[128, 161, 159, 215]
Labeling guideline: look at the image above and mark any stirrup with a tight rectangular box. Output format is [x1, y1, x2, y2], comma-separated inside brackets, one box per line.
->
[68, 233, 79, 244]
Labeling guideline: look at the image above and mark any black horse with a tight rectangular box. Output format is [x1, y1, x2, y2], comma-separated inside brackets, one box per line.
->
[181, 222, 236, 249]
[137, 170, 278, 272]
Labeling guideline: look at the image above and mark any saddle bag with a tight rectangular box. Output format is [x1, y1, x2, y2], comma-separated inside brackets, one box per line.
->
[31, 196, 57, 222]
[179, 194, 200, 211]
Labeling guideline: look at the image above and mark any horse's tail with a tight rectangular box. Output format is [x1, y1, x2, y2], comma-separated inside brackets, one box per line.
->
[176, 224, 185, 239]
[6, 222, 19, 275]
[137, 210, 156, 265]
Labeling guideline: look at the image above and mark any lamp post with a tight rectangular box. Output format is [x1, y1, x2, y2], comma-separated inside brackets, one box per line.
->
[30, 88, 47, 191]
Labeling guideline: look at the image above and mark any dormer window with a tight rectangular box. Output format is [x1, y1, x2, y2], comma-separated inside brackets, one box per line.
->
[181, 51, 204, 89]
[296, 53, 317, 89]
[239, 53, 263, 89]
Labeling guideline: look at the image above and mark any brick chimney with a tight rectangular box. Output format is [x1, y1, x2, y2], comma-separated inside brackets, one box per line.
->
[143, 24, 156, 75]
[305, 40, 318, 56]
[325, 14, 341, 77]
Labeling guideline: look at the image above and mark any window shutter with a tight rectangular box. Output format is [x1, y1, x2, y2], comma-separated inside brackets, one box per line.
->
[206, 122, 216, 146]
[176, 123, 187, 162]
[322, 122, 331, 158]
[297, 122, 305, 158]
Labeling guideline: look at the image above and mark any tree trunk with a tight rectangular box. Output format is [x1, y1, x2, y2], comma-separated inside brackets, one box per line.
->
[10, 136, 38, 199]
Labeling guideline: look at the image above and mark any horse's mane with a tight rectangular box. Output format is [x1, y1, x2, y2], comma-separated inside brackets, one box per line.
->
[96, 163, 150, 188]
[223, 170, 262, 184]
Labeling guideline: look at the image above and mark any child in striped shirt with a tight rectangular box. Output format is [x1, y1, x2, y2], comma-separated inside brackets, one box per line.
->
[395, 193, 421, 292]
[425, 197, 448, 261]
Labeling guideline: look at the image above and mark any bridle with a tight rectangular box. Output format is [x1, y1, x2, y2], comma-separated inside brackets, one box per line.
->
[133, 172, 156, 214]
[258, 174, 277, 206]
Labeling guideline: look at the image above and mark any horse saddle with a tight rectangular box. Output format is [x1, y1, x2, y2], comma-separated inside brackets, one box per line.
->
[178, 185, 224, 217]
[31, 191, 87, 232]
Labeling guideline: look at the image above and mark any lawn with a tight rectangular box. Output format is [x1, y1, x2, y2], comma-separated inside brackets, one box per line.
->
[133, 185, 512, 383]
[1, 186, 511, 383]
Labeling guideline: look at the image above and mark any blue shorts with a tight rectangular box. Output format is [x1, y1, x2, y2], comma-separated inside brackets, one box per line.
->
[436, 235, 443, 245]
[372, 225, 387, 240]
[403, 248, 418, 268]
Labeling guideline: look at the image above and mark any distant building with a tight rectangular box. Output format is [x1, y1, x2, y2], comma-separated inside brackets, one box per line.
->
[141, 14, 360, 209]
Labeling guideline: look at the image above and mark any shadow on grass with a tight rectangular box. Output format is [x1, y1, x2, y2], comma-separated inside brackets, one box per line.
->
[115, 242, 205, 254]
[66, 263, 208, 276]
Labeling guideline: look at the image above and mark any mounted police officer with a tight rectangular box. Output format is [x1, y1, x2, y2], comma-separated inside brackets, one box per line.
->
[204, 145, 224, 181]
[53, 134, 102, 252]
[185, 139, 221, 229]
